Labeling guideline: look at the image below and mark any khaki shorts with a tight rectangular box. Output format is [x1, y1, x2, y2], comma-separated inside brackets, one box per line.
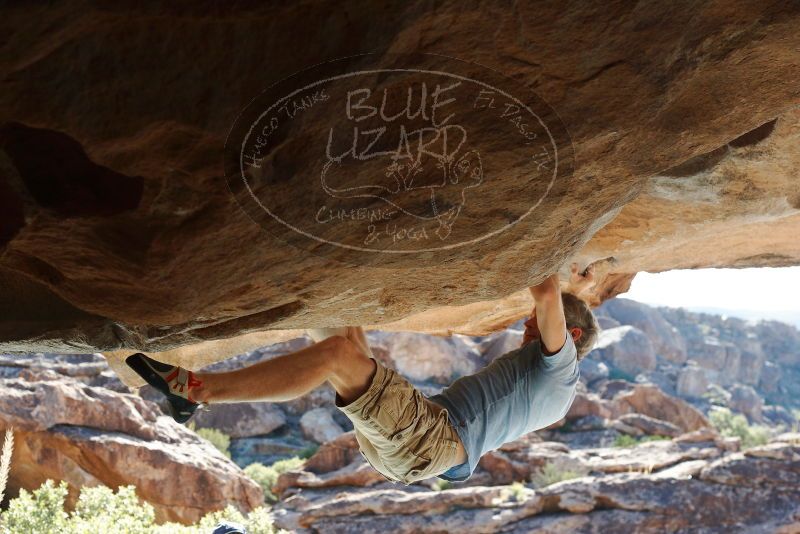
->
[336, 359, 462, 485]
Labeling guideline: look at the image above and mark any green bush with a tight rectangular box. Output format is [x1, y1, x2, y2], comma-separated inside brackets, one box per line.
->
[72, 484, 155, 533]
[244, 457, 305, 502]
[613, 434, 640, 448]
[194, 427, 232, 458]
[0, 480, 283, 533]
[507, 481, 527, 501]
[431, 479, 452, 491]
[531, 462, 587, 488]
[157, 505, 280, 534]
[709, 407, 770, 449]
[299, 445, 319, 459]
[2, 480, 69, 533]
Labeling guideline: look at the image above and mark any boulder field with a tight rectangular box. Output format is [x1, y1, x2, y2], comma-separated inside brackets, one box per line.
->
[270, 431, 800, 533]
[1, 2, 799, 381]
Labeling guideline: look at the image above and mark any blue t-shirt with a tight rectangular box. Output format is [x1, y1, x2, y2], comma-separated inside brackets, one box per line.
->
[428, 333, 579, 481]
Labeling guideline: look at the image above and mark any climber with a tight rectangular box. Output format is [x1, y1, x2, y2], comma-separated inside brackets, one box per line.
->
[125, 263, 599, 484]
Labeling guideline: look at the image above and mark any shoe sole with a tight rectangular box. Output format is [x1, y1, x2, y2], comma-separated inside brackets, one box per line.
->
[126, 353, 199, 424]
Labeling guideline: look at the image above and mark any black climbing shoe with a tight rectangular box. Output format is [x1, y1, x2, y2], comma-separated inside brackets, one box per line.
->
[125, 353, 206, 424]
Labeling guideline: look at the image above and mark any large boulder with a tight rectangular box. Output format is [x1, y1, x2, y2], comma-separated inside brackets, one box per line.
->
[598, 299, 687, 364]
[614, 413, 682, 438]
[303, 431, 362, 474]
[0, 376, 263, 524]
[592, 326, 657, 377]
[728, 384, 764, 423]
[612, 384, 711, 433]
[192, 402, 286, 439]
[758, 361, 782, 394]
[476, 328, 524, 363]
[366, 331, 480, 383]
[676, 363, 710, 399]
[690, 337, 746, 386]
[755, 321, 800, 368]
[566, 392, 614, 421]
[299, 407, 346, 444]
[579, 358, 610, 386]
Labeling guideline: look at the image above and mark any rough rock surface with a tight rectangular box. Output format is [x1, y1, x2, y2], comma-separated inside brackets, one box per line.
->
[592, 326, 658, 377]
[614, 413, 682, 438]
[676, 362, 710, 398]
[192, 402, 286, 440]
[0, 376, 263, 523]
[365, 332, 480, 384]
[578, 358, 609, 386]
[300, 408, 346, 445]
[271, 433, 800, 533]
[566, 384, 710, 434]
[1, 3, 799, 375]
[729, 384, 765, 423]
[597, 299, 687, 364]
[612, 384, 711, 432]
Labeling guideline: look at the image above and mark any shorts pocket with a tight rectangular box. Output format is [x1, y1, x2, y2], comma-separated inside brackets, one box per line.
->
[382, 381, 424, 440]
[397, 437, 459, 484]
[396, 451, 432, 485]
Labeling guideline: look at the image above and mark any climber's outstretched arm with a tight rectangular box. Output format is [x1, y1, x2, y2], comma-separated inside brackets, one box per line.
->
[528, 274, 568, 354]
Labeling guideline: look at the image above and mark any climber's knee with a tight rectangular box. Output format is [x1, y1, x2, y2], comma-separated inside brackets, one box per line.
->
[324, 336, 376, 404]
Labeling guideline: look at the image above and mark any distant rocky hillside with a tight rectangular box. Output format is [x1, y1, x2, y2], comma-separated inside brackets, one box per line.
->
[592, 298, 800, 425]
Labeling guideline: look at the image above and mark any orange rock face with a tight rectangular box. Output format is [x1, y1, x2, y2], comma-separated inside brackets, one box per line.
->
[1, 2, 799, 374]
[0, 377, 263, 523]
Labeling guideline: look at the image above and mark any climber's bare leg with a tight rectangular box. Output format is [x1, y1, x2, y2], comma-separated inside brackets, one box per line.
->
[192, 336, 376, 406]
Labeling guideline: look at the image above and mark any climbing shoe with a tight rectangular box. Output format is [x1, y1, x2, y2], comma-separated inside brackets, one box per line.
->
[125, 353, 206, 424]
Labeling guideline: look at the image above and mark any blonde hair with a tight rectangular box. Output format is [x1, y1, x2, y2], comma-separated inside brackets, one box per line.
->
[562, 292, 599, 360]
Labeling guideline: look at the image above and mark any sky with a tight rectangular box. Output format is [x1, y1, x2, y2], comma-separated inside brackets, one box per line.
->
[618, 266, 800, 326]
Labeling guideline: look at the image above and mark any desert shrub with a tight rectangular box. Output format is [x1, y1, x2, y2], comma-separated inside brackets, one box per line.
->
[2, 479, 69, 533]
[431, 479, 452, 491]
[507, 481, 527, 501]
[156, 505, 280, 534]
[531, 462, 586, 488]
[244, 457, 305, 502]
[0, 480, 282, 534]
[614, 434, 638, 448]
[299, 445, 319, 459]
[194, 427, 232, 458]
[709, 408, 770, 449]
[72, 484, 155, 533]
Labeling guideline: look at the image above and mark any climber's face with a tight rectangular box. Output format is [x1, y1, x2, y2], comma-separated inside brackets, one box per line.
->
[522, 310, 541, 346]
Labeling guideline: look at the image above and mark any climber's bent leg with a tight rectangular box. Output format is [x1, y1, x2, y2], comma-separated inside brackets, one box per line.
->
[193, 336, 376, 405]
[306, 326, 375, 358]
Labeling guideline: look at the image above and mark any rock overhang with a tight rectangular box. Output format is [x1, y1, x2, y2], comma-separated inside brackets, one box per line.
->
[0, 2, 798, 381]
